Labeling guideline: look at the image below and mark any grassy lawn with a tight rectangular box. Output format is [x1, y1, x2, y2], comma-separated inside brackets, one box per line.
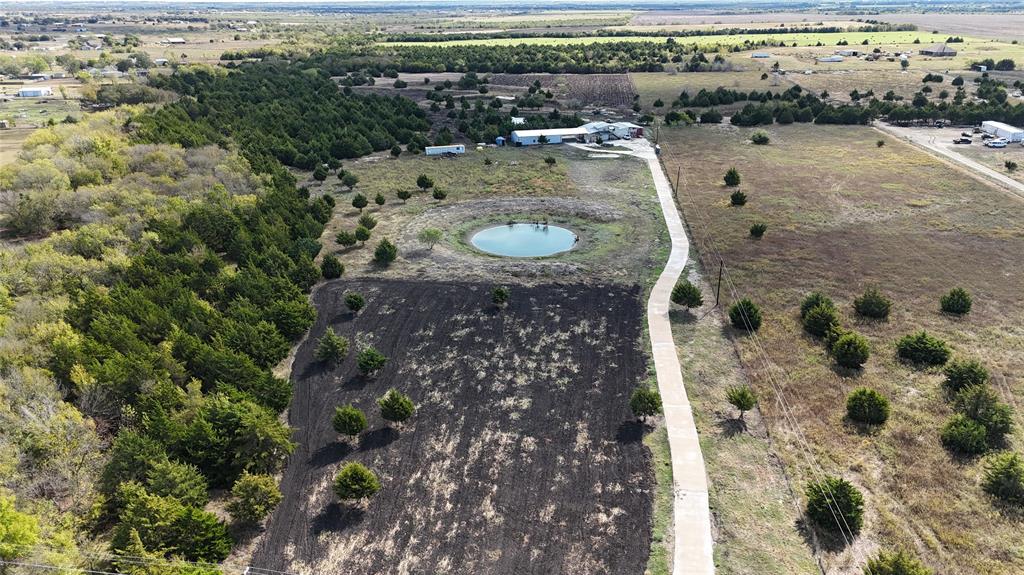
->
[310, 145, 667, 287]
[659, 123, 1024, 574]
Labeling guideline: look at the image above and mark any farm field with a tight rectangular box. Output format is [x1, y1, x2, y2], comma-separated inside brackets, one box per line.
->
[630, 71, 774, 110]
[252, 278, 654, 575]
[659, 122, 1024, 574]
[0, 92, 81, 165]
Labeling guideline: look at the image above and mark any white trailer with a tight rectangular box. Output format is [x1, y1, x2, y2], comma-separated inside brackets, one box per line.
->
[425, 144, 465, 156]
[981, 121, 1024, 142]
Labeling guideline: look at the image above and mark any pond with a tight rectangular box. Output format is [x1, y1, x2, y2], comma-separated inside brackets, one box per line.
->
[470, 223, 577, 257]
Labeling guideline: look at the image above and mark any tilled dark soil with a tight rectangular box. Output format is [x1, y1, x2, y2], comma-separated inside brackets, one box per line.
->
[252, 279, 653, 575]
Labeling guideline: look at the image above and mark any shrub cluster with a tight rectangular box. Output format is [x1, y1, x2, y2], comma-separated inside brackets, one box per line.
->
[852, 287, 891, 319]
[728, 298, 762, 331]
[805, 476, 864, 536]
[896, 331, 950, 366]
[940, 287, 972, 315]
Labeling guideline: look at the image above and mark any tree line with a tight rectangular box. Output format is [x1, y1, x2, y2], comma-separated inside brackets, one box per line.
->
[382, 23, 916, 43]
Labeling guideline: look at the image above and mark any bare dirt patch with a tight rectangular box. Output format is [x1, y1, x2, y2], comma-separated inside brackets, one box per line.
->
[252, 279, 654, 575]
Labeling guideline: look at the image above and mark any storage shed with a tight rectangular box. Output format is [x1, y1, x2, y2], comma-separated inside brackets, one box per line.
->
[17, 87, 53, 98]
[425, 144, 466, 156]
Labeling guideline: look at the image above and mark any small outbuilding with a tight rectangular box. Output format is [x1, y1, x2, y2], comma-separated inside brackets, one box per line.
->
[17, 87, 53, 98]
[751, 52, 772, 59]
[981, 121, 1024, 142]
[817, 55, 844, 63]
[165, 37, 187, 45]
[920, 43, 957, 57]
[425, 144, 466, 156]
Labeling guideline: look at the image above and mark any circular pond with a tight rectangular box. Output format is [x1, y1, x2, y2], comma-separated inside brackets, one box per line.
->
[470, 223, 577, 257]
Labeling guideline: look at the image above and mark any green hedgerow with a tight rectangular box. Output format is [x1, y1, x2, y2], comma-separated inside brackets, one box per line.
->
[846, 387, 890, 425]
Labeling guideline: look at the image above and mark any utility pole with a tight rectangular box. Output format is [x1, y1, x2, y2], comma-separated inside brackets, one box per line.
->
[715, 259, 724, 307]
[675, 165, 681, 191]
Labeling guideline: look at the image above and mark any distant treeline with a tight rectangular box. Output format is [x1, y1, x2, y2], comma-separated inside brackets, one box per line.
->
[381, 23, 917, 43]
[224, 42, 695, 74]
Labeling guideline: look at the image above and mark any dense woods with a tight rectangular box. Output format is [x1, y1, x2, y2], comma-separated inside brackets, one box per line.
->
[141, 63, 430, 170]
[0, 57, 429, 568]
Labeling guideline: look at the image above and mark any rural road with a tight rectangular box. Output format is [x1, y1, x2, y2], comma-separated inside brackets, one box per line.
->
[874, 123, 1024, 200]
[575, 141, 715, 575]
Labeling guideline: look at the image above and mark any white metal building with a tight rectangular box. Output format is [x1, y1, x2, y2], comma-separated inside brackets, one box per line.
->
[510, 127, 589, 146]
[17, 87, 53, 98]
[981, 121, 1024, 142]
[510, 122, 645, 146]
[425, 144, 466, 156]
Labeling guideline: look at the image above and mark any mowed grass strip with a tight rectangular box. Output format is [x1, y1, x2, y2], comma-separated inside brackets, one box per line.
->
[660, 123, 1024, 573]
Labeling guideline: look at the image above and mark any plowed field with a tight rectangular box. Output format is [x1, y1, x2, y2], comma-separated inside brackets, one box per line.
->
[253, 279, 653, 575]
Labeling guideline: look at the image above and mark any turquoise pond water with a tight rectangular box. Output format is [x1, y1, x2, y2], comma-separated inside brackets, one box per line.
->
[470, 223, 577, 257]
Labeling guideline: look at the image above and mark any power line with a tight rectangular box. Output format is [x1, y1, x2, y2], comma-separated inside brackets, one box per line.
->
[663, 149, 875, 571]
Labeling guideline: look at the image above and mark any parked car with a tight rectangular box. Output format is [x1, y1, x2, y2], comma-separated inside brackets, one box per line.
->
[953, 137, 972, 144]
[981, 133, 995, 140]
[973, 127, 982, 133]
[985, 139, 1008, 148]
[961, 132, 974, 138]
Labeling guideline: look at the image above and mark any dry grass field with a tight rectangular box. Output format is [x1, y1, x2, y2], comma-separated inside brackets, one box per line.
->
[659, 123, 1024, 574]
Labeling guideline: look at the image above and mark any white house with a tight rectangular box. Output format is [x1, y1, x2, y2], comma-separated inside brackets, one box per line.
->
[425, 144, 466, 156]
[17, 87, 53, 98]
[981, 121, 1024, 142]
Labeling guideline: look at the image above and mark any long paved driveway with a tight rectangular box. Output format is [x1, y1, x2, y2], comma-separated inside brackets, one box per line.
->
[574, 140, 715, 575]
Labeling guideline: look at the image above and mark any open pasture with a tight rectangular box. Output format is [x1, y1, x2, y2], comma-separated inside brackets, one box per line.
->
[659, 122, 1024, 574]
